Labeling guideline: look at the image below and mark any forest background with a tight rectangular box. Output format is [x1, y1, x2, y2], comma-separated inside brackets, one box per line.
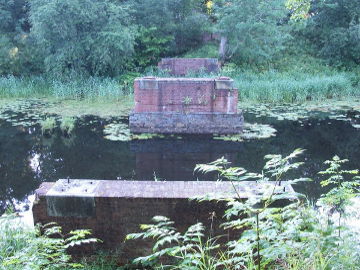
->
[1, 0, 360, 103]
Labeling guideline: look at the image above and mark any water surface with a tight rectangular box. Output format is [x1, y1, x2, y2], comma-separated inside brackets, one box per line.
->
[1, 111, 359, 215]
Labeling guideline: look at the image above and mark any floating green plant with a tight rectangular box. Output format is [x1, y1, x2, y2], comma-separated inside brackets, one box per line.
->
[40, 117, 57, 136]
[0, 99, 51, 128]
[241, 99, 360, 122]
[103, 123, 131, 141]
[131, 133, 165, 140]
[214, 123, 277, 141]
[0, 97, 132, 129]
[60, 117, 76, 136]
[103, 122, 182, 141]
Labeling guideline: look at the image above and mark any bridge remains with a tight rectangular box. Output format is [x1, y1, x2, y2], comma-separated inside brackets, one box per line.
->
[158, 58, 219, 76]
[129, 76, 243, 134]
[32, 179, 295, 263]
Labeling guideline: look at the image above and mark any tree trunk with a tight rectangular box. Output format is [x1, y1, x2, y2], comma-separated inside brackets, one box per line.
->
[218, 36, 227, 66]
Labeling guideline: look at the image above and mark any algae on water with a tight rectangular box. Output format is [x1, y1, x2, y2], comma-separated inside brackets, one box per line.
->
[241, 99, 360, 122]
[103, 123, 131, 141]
[214, 123, 277, 142]
[103, 122, 171, 142]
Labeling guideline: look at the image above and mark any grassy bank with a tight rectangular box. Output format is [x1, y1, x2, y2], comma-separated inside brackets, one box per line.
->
[219, 65, 360, 103]
[0, 67, 359, 104]
[0, 75, 133, 100]
[234, 71, 360, 103]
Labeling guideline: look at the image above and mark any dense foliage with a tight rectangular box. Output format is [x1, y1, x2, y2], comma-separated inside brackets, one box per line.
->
[302, 0, 360, 66]
[29, 0, 136, 76]
[1, 0, 360, 76]
[126, 150, 360, 269]
[214, 0, 289, 66]
[0, 217, 98, 270]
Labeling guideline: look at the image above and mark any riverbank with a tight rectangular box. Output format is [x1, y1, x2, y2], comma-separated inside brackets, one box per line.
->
[1, 67, 359, 104]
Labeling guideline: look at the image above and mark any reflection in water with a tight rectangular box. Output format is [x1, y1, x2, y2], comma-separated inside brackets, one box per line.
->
[131, 139, 242, 181]
[0, 113, 359, 215]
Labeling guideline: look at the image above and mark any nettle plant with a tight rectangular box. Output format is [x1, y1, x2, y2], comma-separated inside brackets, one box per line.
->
[194, 149, 311, 269]
[317, 156, 360, 237]
[126, 149, 324, 269]
[126, 150, 360, 269]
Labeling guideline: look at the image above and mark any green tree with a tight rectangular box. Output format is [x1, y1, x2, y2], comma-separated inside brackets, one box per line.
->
[0, 0, 42, 75]
[300, 0, 360, 66]
[286, 0, 311, 20]
[214, 0, 289, 66]
[29, 0, 137, 76]
[131, 0, 210, 56]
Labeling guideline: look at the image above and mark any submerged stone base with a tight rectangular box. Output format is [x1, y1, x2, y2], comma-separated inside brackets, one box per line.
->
[129, 112, 244, 134]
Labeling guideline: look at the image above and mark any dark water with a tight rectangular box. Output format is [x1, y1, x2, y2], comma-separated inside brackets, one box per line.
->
[1, 112, 359, 215]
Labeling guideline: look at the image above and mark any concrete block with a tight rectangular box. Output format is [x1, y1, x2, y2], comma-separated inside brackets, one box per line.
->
[46, 179, 99, 217]
[129, 112, 243, 134]
[47, 196, 95, 217]
[215, 77, 234, 90]
[158, 58, 219, 76]
[33, 180, 295, 263]
[136, 78, 159, 90]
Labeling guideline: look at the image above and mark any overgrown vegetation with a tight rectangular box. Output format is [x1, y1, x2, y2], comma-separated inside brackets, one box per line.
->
[0, 75, 129, 100]
[126, 150, 360, 269]
[0, 0, 360, 103]
[0, 215, 98, 270]
[1, 151, 359, 269]
[60, 117, 76, 136]
[40, 116, 56, 136]
[229, 68, 360, 103]
[1, 66, 358, 103]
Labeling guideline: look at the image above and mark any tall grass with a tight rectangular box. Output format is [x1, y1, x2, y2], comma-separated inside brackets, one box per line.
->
[223, 68, 360, 103]
[0, 76, 50, 97]
[0, 67, 359, 103]
[144, 62, 360, 103]
[0, 215, 33, 264]
[0, 75, 129, 100]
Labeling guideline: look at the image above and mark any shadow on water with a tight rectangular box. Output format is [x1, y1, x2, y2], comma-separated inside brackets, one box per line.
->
[0, 112, 359, 215]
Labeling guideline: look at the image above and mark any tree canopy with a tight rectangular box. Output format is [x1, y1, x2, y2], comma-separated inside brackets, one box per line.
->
[0, 0, 359, 76]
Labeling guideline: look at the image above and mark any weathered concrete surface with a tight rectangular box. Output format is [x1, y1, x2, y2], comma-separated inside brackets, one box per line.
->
[32, 180, 295, 263]
[158, 58, 219, 76]
[133, 77, 238, 114]
[129, 112, 243, 134]
[130, 77, 242, 134]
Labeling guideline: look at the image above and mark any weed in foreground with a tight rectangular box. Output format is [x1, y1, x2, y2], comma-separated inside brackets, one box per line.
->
[126, 149, 360, 270]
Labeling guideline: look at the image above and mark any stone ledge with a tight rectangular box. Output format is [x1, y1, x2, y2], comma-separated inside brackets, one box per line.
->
[158, 58, 219, 76]
[42, 179, 294, 199]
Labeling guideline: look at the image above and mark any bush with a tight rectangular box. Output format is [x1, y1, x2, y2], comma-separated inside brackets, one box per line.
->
[29, 0, 136, 76]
